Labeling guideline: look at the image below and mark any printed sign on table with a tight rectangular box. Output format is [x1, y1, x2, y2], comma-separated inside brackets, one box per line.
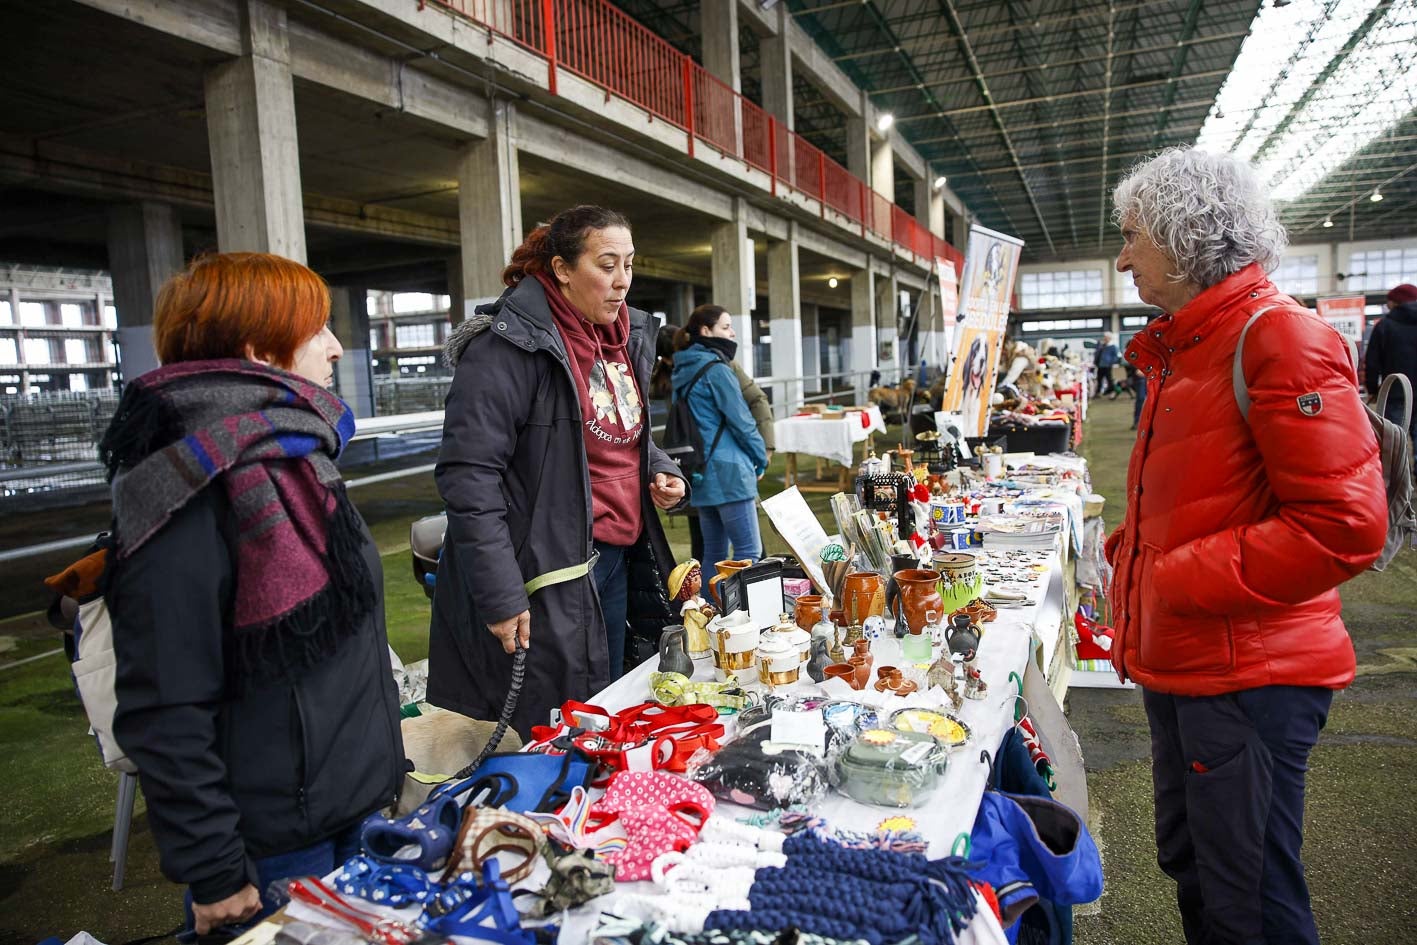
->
[941, 224, 1025, 437]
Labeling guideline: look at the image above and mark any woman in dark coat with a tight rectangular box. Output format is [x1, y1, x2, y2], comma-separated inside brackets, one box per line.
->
[104, 253, 404, 935]
[428, 206, 686, 736]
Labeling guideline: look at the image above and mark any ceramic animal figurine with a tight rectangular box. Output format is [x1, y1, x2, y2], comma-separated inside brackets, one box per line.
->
[806, 637, 832, 683]
[657, 625, 694, 676]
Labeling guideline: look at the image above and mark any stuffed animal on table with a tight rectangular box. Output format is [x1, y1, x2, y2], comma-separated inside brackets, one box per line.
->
[669, 560, 715, 659]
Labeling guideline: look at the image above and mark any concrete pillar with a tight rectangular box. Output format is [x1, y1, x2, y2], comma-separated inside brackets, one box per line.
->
[871, 138, 894, 200]
[106, 201, 184, 381]
[458, 99, 523, 313]
[767, 233, 802, 416]
[849, 267, 876, 404]
[330, 286, 375, 417]
[919, 282, 947, 380]
[760, 9, 793, 182]
[711, 216, 754, 377]
[446, 253, 465, 325]
[914, 179, 946, 238]
[204, 0, 306, 261]
[801, 302, 821, 390]
[668, 283, 696, 326]
[876, 270, 900, 382]
[846, 116, 870, 183]
[701, 0, 741, 91]
[953, 213, 971, 252]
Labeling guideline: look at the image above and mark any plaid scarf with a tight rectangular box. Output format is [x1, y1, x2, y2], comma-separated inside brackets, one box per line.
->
[101, 359, 375, 682]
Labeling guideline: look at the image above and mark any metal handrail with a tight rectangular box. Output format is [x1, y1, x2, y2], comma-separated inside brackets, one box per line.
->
[419, 0, 960, 270]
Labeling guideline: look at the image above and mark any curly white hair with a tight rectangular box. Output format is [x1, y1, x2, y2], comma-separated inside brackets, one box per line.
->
[1112, 147, 1287, 289]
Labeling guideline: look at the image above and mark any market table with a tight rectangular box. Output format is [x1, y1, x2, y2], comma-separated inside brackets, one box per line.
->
[774, 405, 886, 492]
[591, 545, 1069, 856]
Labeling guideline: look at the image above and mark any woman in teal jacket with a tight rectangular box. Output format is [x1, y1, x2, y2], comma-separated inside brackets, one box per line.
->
[671, 306, 768, 565]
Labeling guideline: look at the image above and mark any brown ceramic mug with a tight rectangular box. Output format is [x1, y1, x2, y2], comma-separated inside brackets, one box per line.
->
[793, 594, 825, 632]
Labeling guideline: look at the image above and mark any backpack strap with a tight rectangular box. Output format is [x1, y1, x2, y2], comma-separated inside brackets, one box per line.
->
[1376, 373, 1414, 431]
[1231, 306, 1276, 422]
[677, 356, 732, 464]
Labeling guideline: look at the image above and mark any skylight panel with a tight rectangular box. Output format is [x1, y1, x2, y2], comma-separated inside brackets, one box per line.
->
[1195, 0, 1416, 202]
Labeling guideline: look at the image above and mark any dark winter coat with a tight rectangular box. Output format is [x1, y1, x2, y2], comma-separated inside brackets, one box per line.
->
[110, 487, 404, 904]
[1364, 300, 1417, 410]
[427, 277, 683, 737]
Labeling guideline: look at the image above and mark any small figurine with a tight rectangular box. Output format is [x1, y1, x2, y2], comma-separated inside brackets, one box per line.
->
[963, 654, 988, 701]
[668, 559, 716, 659]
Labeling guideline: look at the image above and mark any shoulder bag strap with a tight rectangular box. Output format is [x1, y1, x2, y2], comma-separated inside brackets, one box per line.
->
[1231, 306, 1276, 422]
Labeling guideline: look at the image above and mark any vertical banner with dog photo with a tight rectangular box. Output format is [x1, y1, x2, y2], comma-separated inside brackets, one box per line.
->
[942, 225, 1025, 437]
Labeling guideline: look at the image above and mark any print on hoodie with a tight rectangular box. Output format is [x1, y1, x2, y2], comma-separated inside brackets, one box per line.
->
[588, 358, 644, 445]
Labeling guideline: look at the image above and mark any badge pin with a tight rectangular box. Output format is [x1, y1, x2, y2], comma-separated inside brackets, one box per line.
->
[1297, 392, 1323, 416]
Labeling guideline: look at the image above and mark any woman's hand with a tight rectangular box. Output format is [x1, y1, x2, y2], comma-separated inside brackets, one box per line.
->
[488, 610, 531, 653]
[650, 472, 686, 510]
[193, 884, 261, 934]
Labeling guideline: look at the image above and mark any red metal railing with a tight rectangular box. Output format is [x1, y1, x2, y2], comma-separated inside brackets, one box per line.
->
[422, 0, 959, 269]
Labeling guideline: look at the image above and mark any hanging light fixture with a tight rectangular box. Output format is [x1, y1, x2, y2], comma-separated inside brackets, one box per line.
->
[828, 277, 839, 289]
[876, 113, 894, 132]
[1322, 217, 1333, 228]
[934, 175, 947, 189]
[1370, 188, 1384, 202]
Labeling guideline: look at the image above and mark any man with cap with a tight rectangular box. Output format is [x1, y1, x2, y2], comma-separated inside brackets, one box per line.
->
[1364, 283, 1417, 440]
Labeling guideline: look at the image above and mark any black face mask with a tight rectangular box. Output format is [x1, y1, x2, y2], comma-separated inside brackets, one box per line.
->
[696, 334, 738, 362]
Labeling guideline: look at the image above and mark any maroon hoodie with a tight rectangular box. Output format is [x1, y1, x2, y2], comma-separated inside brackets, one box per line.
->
[536, 273, 644, 546]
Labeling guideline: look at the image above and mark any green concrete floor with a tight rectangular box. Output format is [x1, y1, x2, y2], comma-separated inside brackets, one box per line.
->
[1, 399, 1413, 944]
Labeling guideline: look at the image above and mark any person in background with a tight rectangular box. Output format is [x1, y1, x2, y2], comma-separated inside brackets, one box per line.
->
[430, 205, 686, 727]
[103, 253, 404, 935]
[1125, 360, 1146, 429]
[1093, 331, 1121, 398]
[1363, 283, 1417, 442]
[1106, 147, 1386, 945]
[672, 305, 768, 566]
[672, 304, 774, 563]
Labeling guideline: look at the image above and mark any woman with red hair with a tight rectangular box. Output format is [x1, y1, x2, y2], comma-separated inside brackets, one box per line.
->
[102, 253, 405, 935]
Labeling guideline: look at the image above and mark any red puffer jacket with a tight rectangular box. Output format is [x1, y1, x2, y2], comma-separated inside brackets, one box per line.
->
[1104, 264, 1386, 695]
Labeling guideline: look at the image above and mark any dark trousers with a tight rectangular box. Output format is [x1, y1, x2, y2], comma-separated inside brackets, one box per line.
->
[592, 540, 629, 680]
[1144, 686, 1332, 945]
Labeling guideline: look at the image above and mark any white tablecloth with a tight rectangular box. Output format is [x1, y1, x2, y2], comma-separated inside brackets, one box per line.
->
[592, 544, 1065, 854]
[773, 405, 886, 467]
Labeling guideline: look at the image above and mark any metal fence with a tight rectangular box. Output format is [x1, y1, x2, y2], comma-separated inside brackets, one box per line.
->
[0, 390, 118, 495]
[374, 375, 452, 415]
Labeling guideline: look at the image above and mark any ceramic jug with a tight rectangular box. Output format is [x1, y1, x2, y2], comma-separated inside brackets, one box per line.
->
[708, 559, 752, 607]
[840, 571, 886, 625]
[657, 625, 694, 676]
[885, 568, 945, 636]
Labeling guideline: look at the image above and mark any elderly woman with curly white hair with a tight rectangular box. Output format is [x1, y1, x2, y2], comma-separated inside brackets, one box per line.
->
[1103, 147, 1386, 945]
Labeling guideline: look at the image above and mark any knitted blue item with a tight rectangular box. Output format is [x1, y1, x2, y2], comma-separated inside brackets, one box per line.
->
[705, 831, 977, 945]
